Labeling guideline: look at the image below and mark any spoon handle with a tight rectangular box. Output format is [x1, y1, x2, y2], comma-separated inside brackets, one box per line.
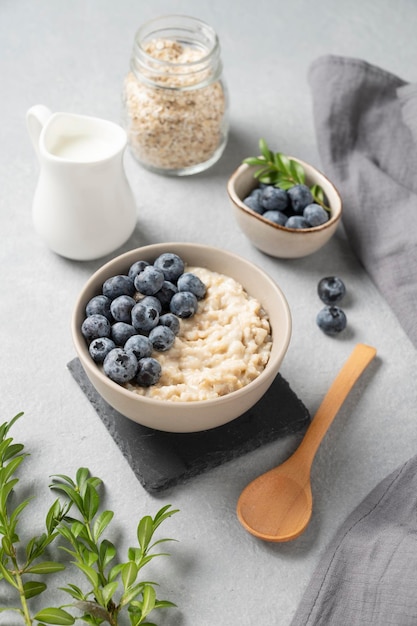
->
[296, 343, 377, 467]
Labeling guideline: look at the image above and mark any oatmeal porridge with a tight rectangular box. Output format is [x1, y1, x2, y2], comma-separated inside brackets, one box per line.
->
[125, 266, 272, 401]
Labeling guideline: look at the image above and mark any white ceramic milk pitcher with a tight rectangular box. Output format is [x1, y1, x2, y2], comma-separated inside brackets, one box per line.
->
[26, 105, 137, 260]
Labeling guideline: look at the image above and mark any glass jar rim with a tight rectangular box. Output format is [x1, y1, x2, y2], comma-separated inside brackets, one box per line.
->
[132, 14, 220, 70]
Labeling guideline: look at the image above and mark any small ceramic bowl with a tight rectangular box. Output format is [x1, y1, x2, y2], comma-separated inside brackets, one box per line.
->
[227, 158, 342, 258]
[71, 242, 291, 433]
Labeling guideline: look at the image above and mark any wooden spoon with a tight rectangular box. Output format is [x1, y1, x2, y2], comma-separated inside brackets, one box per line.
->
[237, 343, 377, 542]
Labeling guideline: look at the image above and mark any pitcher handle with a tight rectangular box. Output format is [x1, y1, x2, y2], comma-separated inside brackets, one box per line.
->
[26, 105, 52, 160]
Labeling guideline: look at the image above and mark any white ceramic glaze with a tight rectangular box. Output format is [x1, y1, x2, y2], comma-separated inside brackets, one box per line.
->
[26, 105, 137, 260]
[227, 159, 342, 258]
[72, 243, 292, 433]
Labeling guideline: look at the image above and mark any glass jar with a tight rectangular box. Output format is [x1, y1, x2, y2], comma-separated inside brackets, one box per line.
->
[122, 15, 229, 176]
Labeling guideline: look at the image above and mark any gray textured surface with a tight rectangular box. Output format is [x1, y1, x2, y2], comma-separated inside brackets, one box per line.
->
[2, 1, 417, 625]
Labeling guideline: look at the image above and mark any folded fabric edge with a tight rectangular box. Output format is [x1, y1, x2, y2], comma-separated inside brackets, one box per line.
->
[308, 53, 407, 88]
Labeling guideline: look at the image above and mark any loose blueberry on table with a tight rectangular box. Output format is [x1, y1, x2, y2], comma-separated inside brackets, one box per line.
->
[81, 252, 207, 387]
[316, 306, 347, 336]
[316, 276, 347, 335]
[318, 276, 346, 305]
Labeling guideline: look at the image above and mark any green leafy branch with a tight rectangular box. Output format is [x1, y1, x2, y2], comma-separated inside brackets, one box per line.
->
[243, 138, 330, 212]
[49, 471, 178, 626]
[0, 413, 179, 626]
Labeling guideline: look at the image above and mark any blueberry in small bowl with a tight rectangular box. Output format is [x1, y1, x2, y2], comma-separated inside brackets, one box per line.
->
[227, 139, 342, 258]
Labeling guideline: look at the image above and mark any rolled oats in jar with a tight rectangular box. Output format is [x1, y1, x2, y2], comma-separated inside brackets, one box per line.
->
[122, 15, 229, 176]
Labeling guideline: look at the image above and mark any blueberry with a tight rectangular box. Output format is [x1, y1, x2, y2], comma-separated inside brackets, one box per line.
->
[81, 314, 111, 342]
[135, 357, 162, 387]
[285, 215, 309, 229]
[154, 253, 185, 282]
[316, 306, 347, 335]
[243, 191, 264, 214]
[177, 272, 206, 300]
[110, 295, 136, 323]
[124, 334, 153, 360]
[140, 295, 162, 314]
[128, 259, 149, 280]
[260, 186, 289, 211]
[169, 291, 198, 318]
[102, 275, 135, 300]
[85, 295, 112, 321]
[149, 325, 176, 351]
[287, 184, 314, 214]
[103, 348, 138, 384]
[159, 312, 180, 335]
[303, 203, 329, 227]
[111, 322, 137, 346]
[88, 337, 116, 363]
[263, 210, 287, 226]
[131, 301, 160, 332]
[134, 265, 165, 295]
[155, 281, 178, 309]
[318, 276, 346, 305]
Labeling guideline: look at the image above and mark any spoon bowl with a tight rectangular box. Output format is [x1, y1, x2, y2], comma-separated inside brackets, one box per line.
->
[237, 343, 377, 542]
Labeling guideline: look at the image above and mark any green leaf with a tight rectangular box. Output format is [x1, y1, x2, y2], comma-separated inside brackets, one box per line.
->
[45, 499, 65, 534]
[99, 538, 116, 569]
[34, 607, 75, 625]
[50, 483, 83, 511]
[93, 510, 113, 542]
[120, 581, 146, 606]
[82, 482, 100, 522]
[3, 443, 25, 462]
[122, 560, 138, 589]
[289, 159, 305, 184]
[0, 560, 18, 588]
[137, 516, 154, 552]
[141, 584, 156, 619]
[101, 580, 118, 607]
[26, 560, 65, 574]
[242, 156, 267, 166]
[0, 456, 24, 486]
[23, 580, 47, 598]
[50, 474, 76, 488]
[59, 583, 85, 601]
[74, 561, 99, 588]
[153, 504, 179, 529]
[259, 138, 273, 161]
[274, 152, 292, 176]
[276, 179, 296, 191]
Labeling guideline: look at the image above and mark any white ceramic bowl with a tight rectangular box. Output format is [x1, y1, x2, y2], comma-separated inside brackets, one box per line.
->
[71, 242, 291, 433]
[227, 158, 342, 258]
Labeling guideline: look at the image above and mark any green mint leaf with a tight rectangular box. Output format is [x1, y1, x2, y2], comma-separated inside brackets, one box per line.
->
[242, 156, 266, 166]
[274, 152, 292, 176]
[289, 159, 305, 184]
[259, 138, 273, 161]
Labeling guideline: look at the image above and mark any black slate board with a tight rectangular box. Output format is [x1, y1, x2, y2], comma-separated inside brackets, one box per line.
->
[67, 358, 310, 494]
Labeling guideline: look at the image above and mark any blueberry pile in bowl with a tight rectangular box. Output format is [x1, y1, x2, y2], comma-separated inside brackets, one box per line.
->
[72, 242, 292, 433]
[244, 183, 330, 230]
[227, 140, 342, 259]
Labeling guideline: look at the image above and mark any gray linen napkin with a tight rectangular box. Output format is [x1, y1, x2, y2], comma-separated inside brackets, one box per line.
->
[290, 56, 417, 625]
[308, 55, 417, 349]
[290, 454, 417, 625]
